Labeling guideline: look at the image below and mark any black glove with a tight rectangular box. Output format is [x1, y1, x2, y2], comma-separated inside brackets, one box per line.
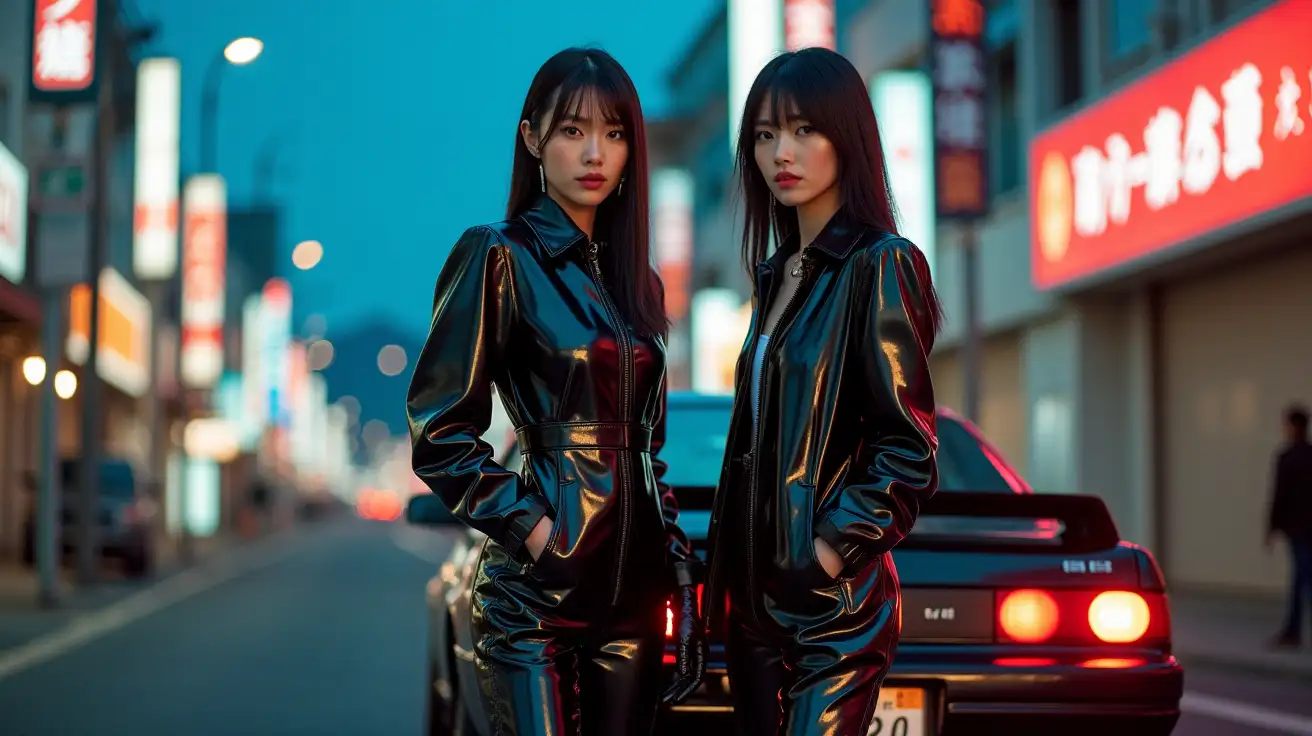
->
[662, 560, 706, 704]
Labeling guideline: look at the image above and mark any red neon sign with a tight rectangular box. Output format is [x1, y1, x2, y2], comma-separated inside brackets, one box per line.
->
[31, 0, 97, 92]
[1029, 0, 1312, 290]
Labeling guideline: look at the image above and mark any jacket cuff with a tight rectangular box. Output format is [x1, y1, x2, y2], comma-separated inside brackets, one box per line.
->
[671, 558, 703, 588]
[502, 493, 551, 558]
[814, 512, 874, 579]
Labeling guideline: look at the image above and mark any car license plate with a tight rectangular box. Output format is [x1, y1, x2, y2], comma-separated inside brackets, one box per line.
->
[866, 687, 926, 736]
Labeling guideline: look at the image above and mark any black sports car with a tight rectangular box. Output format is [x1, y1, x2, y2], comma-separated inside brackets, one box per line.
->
[406, 391, 1183, 735]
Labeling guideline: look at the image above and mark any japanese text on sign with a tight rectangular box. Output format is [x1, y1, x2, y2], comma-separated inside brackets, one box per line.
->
[31, 0, 97, 92]
[929, 0, 989, 220]
[1029, 0, 1312, 290]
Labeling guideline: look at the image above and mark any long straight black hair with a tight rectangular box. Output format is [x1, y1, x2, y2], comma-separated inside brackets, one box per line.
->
[735, 47, 943, 333]
[506, 47, 667, 338]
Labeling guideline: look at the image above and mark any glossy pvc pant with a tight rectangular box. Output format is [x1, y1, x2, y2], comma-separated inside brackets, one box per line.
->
[470, 538, 666, 736]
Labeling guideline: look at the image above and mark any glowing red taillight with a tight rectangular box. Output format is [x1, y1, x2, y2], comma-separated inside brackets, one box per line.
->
[998, 589, 1060, 643]
[1088, 591, 1151, 643]
[993, 588, 1167, 645]
[663, 584, 705, 639]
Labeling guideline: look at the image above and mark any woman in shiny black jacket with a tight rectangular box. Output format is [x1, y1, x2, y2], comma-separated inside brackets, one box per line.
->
[704, 48, 943, 735]
[405, 48, 704, 736]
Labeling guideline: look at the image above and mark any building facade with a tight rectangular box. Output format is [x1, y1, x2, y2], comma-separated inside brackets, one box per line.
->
[666, 0, 1298, 595]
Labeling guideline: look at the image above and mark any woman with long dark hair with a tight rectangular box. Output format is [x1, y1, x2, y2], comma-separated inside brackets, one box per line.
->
[406, 47, 704, 735]
[702, 47, 942, 735]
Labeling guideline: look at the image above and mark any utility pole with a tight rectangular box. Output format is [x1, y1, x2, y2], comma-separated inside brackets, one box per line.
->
[75, 53, 112, 587]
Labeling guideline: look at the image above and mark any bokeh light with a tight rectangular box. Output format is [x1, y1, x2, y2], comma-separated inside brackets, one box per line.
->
[307, 339, 334, 371]
[292, 240, 323, 270]
[377, 345, 407, 377]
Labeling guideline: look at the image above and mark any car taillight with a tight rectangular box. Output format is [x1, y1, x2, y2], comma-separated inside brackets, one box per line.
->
[663, 584, 705, 639]
[995, 588, 1167, 646]
[998, 589, 1060, 643]
[1088, 591, 1151, 643]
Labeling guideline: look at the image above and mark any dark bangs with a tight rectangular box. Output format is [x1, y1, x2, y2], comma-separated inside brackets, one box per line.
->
[535, 64, 633, 146]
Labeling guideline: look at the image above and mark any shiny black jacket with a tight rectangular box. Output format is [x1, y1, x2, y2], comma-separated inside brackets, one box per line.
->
[704, 210, 939, 628]
[406, 195, 691, 608]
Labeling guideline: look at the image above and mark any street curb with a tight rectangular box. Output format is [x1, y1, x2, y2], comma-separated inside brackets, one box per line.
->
[1177, 651, 1312, 683]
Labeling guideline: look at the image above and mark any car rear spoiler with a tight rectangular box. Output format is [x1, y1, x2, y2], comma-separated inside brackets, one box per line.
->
[898, 491, 1123, 554]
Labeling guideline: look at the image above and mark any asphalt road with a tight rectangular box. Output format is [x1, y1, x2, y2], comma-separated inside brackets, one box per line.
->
[0, 518, 1307, 735]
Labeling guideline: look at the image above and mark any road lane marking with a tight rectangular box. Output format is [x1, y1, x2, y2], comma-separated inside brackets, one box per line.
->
[0, 529, 311, 682]
[1183, 692, 1312, 735]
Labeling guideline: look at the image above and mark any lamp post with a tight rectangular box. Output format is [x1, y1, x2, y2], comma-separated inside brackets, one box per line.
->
[199, 37, 263, 173]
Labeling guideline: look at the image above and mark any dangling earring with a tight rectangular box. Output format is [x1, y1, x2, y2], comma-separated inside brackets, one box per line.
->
[769, 196, 776, 224]
[618, 177, 625, 196]
[539, 163, 546, 193]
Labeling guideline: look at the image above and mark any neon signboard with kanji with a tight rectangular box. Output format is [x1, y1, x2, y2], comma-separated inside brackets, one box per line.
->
[929, 0, 989, 220]
[28, 0, 99, 102]
[1030, 0, 1312, 291]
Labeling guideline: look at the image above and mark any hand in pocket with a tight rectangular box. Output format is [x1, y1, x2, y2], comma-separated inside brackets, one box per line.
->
[813, 537, 844, 579]
[526, 518, 554, 562]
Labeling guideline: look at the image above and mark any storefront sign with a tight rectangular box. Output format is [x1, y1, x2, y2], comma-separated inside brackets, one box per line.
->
[872, 70, 938, 275]
[133, 58, 181, 281]
[0, 141, 28, 284]
[929, 0, 989, 220]
[28, 0, 99, 102]
[67, 267, 151, 397]
[784, 0, 835, 51]
[181, 174, 226, 388]
[1030, 0, 1312, 290]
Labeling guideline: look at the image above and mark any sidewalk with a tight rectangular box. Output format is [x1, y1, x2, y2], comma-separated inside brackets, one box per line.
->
[0, 529, 268, 654]
[1171, 590, 1312, 680]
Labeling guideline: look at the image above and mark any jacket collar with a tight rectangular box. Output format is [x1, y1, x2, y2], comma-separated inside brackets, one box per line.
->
[518, 195, 589, 258]
[759, 206, 872, 274]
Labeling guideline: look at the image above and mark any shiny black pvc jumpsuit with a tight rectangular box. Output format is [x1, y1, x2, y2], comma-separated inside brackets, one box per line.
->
[703, 210, 940, 736]
[406, 195, 691, 736]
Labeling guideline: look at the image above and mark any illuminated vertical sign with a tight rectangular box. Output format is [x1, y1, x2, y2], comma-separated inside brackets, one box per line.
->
[784, 0, 835, 51]
[929, 0, 990, 220]
[872, 71, 938, 274]
[29, 0, 99, 99]
[729, 0, 783, 154]
[133, 58, 181, 280]
[260, 278, 292, 428]
[240, 294, 267, 447]
[0, 142, 28, 284]
[652, 169, 694, 323]
[180, 174, 227, 389]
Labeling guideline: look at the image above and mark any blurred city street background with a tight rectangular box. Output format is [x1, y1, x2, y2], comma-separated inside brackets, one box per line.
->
[0, 0, 1310, 734]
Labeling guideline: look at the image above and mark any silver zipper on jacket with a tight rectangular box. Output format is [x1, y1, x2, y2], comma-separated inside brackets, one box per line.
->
[746, 248, 813, 611]
[586, 241, 635, 605]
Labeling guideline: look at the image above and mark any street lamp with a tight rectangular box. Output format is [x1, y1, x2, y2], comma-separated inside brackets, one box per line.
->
[223, 37, 263, 65]
[200, 36, 265, 173]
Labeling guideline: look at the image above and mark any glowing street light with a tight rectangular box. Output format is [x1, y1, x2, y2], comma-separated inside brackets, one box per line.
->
[224, 37, 264, 65]
[22, 356, 46, 386]
[54, 370, 77, 399]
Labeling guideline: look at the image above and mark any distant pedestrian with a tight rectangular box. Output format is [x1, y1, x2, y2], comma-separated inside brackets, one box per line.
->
[1267, 403, 1312, 648]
